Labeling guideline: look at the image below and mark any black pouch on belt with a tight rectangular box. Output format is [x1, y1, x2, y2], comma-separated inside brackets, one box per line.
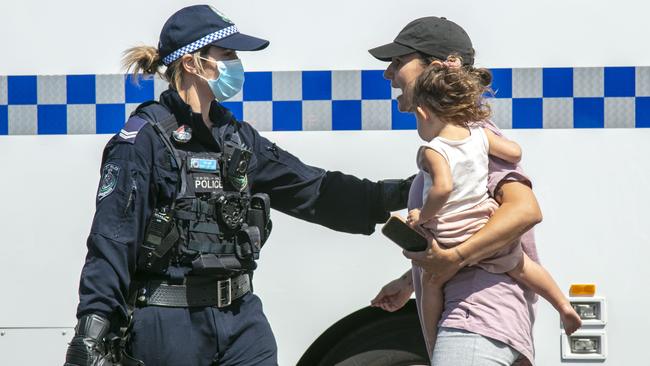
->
[236, 225, 261, 260]
[191, 254, 243, 276]
[247, 193, 271, 245]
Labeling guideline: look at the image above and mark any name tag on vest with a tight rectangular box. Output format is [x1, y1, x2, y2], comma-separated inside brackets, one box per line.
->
[193, 175, 223, 192]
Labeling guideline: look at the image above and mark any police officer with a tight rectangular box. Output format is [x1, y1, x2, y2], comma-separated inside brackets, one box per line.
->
[64, 5, 411, 366]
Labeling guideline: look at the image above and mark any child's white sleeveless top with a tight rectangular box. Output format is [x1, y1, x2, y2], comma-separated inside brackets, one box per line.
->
[420, 127, 490, 216]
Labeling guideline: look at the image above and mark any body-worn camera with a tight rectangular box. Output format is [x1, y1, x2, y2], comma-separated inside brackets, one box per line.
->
[223, 141, 252, 191]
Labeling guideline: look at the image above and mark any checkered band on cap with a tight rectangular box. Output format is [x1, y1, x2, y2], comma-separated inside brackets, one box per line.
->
[162, 25, 239, 65]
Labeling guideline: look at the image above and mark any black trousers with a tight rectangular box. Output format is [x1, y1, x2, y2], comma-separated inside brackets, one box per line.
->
[126, 293, 278, 366]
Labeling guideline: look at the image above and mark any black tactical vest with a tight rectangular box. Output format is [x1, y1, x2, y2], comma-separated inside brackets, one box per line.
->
[134, 102, 270, 279]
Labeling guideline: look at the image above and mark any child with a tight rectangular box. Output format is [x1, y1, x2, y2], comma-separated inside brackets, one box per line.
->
[406, 56, 582, 355]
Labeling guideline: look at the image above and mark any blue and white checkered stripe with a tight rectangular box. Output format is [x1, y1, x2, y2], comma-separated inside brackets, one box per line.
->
[162, 25, 238, 65]
[1, 66, 649, 135]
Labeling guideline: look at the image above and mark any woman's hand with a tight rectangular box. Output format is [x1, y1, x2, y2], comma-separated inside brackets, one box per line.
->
[371, 271, 414, 312]
[402, 230, 463, 285]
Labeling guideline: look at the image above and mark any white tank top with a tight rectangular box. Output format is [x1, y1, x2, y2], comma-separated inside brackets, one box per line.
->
[420, 127, 490, 216]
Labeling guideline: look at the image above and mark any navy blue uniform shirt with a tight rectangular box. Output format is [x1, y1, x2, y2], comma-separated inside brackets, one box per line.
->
[77, 89, 390, 321]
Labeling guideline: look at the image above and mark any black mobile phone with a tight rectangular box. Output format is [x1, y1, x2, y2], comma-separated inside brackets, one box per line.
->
[381, 215, 428, 252]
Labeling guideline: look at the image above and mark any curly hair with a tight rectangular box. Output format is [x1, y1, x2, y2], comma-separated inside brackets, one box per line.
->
[412, 55, 493, 126]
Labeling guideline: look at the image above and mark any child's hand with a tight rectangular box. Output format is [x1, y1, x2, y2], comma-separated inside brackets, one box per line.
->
[406, 209, 421, 228]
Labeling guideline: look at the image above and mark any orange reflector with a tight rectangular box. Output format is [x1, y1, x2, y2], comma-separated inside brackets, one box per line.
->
[570, 284, 596, 297]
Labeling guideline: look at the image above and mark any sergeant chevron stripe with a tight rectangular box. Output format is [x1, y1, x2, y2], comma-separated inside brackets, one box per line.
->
[115, 116, 148, 144]
[119, 129, 138, 140]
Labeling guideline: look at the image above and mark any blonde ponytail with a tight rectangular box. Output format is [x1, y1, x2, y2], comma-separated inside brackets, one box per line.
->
[122, 46, 163, 84]
[122, 45, 211, 91]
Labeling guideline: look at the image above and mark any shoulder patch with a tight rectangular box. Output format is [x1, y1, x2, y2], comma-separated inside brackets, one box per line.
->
[117, 116, 148, 144]
[98, 163, 120, 201]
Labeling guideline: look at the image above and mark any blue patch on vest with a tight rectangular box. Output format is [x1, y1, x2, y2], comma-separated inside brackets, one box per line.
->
[190, 158, 218, 172]
[117, 116, 147, 144]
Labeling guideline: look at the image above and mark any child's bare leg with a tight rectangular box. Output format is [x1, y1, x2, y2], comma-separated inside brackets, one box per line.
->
[507, 254, 582, 335]
[420, 271, 444, 358]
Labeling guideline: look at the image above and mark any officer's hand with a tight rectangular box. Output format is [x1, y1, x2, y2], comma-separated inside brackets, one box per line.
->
[64, 314, 113, 366]
[378, 174, 416, 212]
[370, 271, 414, 312]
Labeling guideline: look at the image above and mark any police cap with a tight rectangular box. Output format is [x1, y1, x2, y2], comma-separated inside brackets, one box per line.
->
[158, 5, 269, 66]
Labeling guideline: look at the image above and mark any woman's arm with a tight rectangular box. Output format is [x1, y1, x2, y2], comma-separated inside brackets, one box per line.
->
[403, 180, 542, 280]
[370, 269, 414, 312]
[454, 180, 542, 266]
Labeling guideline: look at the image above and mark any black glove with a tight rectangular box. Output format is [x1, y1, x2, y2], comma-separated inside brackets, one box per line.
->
[378, 174, 416, 212]
[64, 314, 113, 366]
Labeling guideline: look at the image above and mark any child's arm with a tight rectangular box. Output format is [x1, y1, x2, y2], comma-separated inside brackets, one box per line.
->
[415, 147, 453, 224]
[483, 128, 522, 164]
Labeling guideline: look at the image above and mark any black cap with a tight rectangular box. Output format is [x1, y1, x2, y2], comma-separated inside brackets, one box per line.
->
[369, 17, 474, 65]
[158, 5, 269, 66]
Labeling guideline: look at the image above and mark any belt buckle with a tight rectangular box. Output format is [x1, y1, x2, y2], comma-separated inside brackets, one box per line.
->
[217, 277, 232, 308]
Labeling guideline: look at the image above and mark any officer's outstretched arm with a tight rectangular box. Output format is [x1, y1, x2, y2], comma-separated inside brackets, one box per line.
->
[317, 171, 414, 234]
[246, 124, 411, 235]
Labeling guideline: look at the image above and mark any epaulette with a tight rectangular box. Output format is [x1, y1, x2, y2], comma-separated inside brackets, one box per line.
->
[116, 116, 148, 144]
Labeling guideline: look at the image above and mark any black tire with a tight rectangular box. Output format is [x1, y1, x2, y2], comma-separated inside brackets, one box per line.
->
[317, 311, 429, 366]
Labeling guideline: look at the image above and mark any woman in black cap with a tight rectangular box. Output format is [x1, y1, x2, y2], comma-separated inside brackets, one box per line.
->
[64, 5, 410, 366]
[370, 17, 542, 366]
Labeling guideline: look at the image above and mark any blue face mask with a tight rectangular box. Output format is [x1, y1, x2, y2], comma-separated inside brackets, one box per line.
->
[198, 58, 245, 102]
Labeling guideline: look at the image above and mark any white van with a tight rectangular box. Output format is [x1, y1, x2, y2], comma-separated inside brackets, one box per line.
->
[1, 1, 648, 365]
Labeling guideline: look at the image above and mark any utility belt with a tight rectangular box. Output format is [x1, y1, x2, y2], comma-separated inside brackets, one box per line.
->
[130, 273, 251, 308]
